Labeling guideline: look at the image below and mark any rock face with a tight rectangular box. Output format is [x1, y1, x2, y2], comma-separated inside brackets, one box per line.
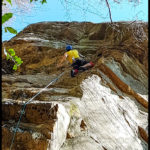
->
[2, 21, 148, 150]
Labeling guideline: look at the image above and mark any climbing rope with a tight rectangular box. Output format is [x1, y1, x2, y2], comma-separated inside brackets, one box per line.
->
[10, 71, 65, 150]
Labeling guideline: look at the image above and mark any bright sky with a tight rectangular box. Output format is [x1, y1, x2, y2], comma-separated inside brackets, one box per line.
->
[2, 0, 148, 41]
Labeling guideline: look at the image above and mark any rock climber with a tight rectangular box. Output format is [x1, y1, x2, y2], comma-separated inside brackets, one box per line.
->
[57, 45, 94, 77]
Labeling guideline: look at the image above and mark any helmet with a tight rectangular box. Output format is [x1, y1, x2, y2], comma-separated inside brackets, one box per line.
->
[66, 45, 72, 51]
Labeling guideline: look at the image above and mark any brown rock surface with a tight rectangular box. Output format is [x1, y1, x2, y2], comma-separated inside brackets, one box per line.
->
[2, 21, 148, 150]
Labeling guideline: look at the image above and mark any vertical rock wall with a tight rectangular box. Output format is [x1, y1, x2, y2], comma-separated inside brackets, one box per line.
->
[2, 21, 148, 150]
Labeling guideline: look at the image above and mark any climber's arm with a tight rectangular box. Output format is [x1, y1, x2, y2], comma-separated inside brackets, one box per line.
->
[57, 53, 68, 68]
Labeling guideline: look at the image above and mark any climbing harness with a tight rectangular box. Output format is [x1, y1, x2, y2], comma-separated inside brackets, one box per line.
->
[9, 71, 65, 150]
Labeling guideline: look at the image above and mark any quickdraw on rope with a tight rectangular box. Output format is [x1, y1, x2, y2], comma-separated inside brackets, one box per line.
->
[10, 71, 65, 150]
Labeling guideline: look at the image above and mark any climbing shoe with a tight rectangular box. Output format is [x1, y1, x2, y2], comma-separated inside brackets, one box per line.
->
[71, 69, 78, 77]
[89, 61, 94, 67]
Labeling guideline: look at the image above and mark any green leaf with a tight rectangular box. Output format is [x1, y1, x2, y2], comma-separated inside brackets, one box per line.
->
[5, 27, 7, 33]
[6, 0, 12, 5]
[8, 49, 15, 56]
[2, 13, 13, 24]
[41, 0, 47, 4]
[14, 56, 18, 59]
[13, 64, 17, 71]
[13, 56, 23, 65]
[6, 54, 11, 60]
[13, 56, 19, 61]
[16, 58, 21, 63]
[19, 60, 23, 65]
[30, 0, 33, 2]
[5, 27, 17, 34]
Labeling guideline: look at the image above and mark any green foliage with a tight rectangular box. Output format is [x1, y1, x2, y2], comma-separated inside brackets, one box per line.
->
[8, 49, 15, 56]
[5, 27, 17, 34]
[6, 48, 23, 71]
[30, 0, 47, 4]
[13, 64, 18, 71]
[6, 0, 12, 5]
[2, 0, 46, 71]
[6, 54, 11, 60]
[4, 27, 7, 32]
[14, 56, 23, 65]
[41, 0, 47, 4]
[2, 13, 17, 35]
[2, 13, 13, 24]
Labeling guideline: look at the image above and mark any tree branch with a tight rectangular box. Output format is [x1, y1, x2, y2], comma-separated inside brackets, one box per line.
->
[105, 0, 113, 23]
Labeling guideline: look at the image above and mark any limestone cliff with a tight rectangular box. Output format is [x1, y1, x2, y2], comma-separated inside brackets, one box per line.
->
[2, 21, 148, 150]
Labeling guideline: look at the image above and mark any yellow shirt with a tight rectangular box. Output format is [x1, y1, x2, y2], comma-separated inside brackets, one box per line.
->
[65, 49, 80, 64]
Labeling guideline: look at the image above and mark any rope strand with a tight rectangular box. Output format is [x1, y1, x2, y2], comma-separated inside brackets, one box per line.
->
[10, 71, 65, 150]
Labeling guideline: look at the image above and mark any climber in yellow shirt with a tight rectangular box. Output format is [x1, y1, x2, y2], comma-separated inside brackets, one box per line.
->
[57, 45, 94, 77]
